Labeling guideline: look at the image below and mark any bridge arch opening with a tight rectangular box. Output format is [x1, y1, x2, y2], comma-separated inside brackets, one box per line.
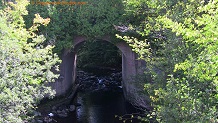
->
[73, 38, 124, 89]
[76, 40, 122, 74]
[54, 35, 141, 99]
[71, 36, 137, 97]
[73, 40, 122, 93]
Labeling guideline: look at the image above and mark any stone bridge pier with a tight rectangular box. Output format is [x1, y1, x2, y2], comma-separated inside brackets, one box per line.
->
[49, 35, 145, 102]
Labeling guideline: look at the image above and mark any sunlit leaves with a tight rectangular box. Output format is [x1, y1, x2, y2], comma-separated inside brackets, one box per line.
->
[33, 14, 50, 26]
[119, 0, 218, 122]
[116, 34, 150, 59]
[0, 0, 60, 122]
[24, 0, 124, 54]
[152, 0, 218, 122]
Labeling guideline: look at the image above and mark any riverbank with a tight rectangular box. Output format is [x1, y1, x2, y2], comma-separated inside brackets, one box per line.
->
[35, 69, 148, 123]
[33, 84, 79, 123]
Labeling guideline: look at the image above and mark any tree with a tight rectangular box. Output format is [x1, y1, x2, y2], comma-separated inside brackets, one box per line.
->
[152, 0, 218, 122]
[0, 0, 60, 122]
[24, 0, 124, 54]
[118, 0, 218, 122]
[77, 40, 122, 69]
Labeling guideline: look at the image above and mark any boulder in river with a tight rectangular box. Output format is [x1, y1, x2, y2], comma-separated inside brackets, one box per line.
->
[57, 112, 68, 118]
[33, 111, 42, 117]
[43, 116, 53, 123]
[69, 105, 76, 112]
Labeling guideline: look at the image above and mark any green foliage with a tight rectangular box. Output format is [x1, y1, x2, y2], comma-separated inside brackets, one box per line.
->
[77, 40, 122, 69]
[119, 0, 218, 122]
[151, 1, 218, 122]
[24, 0, 124, 54]
[24, 1, 76, 54]
[0, 0, 60, 122]
[75, 0, 124, 37]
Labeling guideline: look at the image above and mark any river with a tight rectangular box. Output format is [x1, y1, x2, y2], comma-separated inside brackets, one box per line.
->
[55, 69, 142, 123]
[56, 89, 141, 123]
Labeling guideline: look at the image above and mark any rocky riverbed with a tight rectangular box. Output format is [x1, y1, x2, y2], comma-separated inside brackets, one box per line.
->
[76, 70, 122, 92]
[33, 70, 123, 123]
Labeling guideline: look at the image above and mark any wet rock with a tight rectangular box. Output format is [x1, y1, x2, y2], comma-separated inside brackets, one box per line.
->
[57, 111, 68, 118]
[36, 119, 43, 123]
[90, 76, 96, 79]
[69, 105, 75, 112]
[43, 116, 53, 123]
[33, 111, 42, 117]
[56, 109, 62, 114]
[76, 70, 122, 92]
[52, 106, 57, 112]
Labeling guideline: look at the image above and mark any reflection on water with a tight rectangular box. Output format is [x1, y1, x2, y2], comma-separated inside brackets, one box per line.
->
[56, 68, 142, 123]
[56, 90, 139, 123]
[76, 91, 128, 123]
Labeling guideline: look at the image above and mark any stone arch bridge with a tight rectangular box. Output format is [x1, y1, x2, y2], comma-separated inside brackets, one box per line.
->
[49, 35, 145, 101]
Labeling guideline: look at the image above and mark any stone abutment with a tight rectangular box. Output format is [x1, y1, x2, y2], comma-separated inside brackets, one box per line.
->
[49, 35, 146, 104]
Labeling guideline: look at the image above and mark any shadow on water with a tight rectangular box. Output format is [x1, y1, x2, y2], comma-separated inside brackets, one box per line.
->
[55, 68, 144, 123]
[56, 90, 142, 123]
[77, 91, 130, 123]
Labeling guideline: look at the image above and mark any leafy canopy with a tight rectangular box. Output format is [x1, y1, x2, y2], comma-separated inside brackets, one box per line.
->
[119, 0, 218, 122]
[0, 0, 60, 122]
[25, 0, 124, 54]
